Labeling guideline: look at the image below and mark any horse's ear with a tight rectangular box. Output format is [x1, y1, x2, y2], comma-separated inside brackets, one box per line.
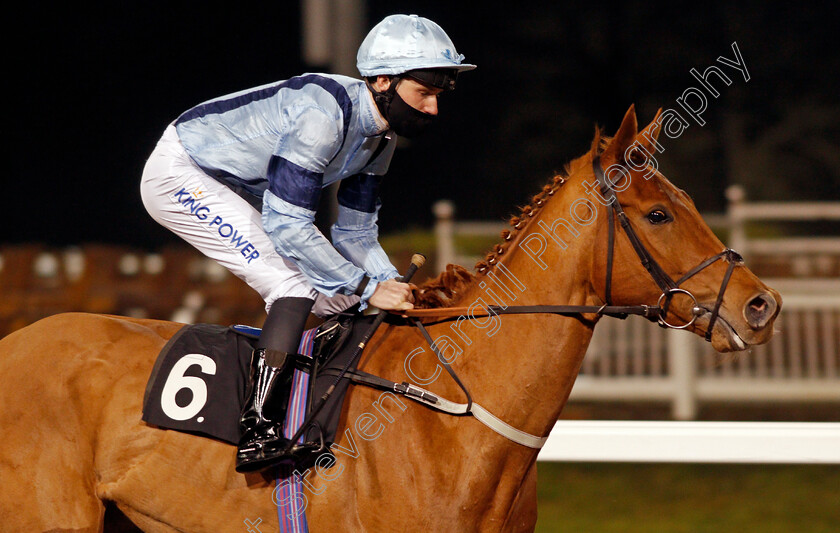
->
[637, 107, 663, 155]
[603, 104, 638, 163]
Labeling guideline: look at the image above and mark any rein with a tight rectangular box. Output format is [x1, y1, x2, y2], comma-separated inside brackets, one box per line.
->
[404, 155, 744, 338]
[296, 157, 747, 453]
[369, 155, 745, 449]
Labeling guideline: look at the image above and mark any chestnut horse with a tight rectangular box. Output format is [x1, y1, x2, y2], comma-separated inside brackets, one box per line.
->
[0, 106, 780, 532]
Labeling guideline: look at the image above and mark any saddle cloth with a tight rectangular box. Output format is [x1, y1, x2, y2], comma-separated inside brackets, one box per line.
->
[141, 314, 363, 533]
[142, 311, 365, 448]
[142, 322, 263, 444]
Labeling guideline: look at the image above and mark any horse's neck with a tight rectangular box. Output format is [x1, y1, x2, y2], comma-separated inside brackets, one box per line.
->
[342, 183, 601, 526]
[448, 237, 598, 440]
[376, 219, 601, 524]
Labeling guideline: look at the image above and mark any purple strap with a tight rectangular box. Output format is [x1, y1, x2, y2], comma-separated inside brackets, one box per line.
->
[274, 327, 316, 532]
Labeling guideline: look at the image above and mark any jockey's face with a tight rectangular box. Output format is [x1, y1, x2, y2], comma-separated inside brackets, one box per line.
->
[395, 78, 442, 115]
[373, 76, 442, 115]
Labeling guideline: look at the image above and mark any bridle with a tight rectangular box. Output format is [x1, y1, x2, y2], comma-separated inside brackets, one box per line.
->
[404, 154, 745, 342]
[315, 154, 748, 451]
[592, 154, 743, 340]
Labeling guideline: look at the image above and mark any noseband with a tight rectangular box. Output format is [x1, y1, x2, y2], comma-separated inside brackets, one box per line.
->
[592, 154, 743, 340]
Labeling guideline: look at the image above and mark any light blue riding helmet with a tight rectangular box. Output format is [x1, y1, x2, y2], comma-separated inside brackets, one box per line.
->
[357, 14, 477, 80]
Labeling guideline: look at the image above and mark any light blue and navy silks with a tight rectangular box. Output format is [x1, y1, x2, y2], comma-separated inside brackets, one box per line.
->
[174, 73, 400, 307]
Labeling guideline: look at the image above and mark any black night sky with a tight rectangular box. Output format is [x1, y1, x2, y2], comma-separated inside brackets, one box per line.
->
[7, 1, 839, 250]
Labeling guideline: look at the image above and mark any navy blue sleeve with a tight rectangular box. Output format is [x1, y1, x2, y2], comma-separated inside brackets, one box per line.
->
[267, 156, 324, 211]
[336, 174, 382, 214]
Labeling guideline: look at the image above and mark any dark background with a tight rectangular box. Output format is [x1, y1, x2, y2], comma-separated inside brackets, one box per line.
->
[6, 1, 838, 249]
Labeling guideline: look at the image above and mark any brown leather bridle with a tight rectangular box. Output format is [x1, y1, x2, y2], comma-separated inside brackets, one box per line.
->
[405, 155, 744, 342]
[288, 159, 747, 451]
[591, 154, 743, 339]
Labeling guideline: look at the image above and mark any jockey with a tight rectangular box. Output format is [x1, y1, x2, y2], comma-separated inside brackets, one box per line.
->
[140, 14, 475, 473]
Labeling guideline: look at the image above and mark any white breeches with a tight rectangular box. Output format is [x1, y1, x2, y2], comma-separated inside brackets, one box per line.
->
[140, 125, 358, 317]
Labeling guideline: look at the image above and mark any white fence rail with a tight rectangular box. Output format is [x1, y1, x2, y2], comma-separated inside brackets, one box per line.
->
[432, 200, 503, 272]
[725, 185, 840, 263]
[571, 294, 840, 420]
[537, 421, 840, 463]
[573, 293, 840, 419]
[433, 186, 840, 275]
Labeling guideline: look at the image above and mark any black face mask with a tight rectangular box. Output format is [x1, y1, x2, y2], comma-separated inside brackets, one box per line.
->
[385, 89, 438, 138]
[370, 77, 439, 139]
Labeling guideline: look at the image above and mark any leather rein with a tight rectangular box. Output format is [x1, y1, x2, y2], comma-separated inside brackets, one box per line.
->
[344, 156, 745, 450]
[404, 155, 744, 339]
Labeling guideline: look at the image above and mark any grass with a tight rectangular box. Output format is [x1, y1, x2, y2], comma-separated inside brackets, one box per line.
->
[535, 462, 840, 532]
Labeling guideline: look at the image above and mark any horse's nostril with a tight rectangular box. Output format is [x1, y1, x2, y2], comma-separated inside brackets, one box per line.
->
[749, 297, 767, 314]
[744, 293, 777, 329]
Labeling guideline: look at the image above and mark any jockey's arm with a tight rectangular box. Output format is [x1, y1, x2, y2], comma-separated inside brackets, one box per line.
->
[262, 105, 405, 310]
[261, 191, 375, 303]
[331, 175, 399, 282]
[331, 176, 416, 310]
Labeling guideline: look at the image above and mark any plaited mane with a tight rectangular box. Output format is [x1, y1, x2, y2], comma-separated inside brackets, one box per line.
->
[413, 127, 611, 308]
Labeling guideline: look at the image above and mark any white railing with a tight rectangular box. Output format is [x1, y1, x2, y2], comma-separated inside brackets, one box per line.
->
[432, 199, 503, 272]
[725, 185, 840, 263]
[573, 293, 840, 419]
[537, 421, 840, 463]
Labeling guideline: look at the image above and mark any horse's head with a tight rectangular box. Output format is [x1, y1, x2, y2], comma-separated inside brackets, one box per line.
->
[418, 105, 780, 352]
[585, 105, 781, 352]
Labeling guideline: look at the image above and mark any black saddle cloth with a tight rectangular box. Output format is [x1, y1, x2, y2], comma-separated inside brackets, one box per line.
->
[141, 310, 372, 452]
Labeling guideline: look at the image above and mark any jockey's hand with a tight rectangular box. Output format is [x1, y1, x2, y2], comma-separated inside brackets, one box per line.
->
[368, 278, 415, 311]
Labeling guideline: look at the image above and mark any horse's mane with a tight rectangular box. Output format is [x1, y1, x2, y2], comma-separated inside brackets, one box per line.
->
[413, 128, 610, 308]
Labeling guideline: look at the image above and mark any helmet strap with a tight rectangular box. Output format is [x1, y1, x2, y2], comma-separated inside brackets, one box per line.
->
[365, 76, 400, 121]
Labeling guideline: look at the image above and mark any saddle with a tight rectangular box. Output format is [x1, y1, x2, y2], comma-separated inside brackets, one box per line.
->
[142, 309, 373, 470]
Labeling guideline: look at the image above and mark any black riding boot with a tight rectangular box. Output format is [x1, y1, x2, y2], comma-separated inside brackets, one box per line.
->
[235, 348, 295, 473]
[235, 297, 321, 473]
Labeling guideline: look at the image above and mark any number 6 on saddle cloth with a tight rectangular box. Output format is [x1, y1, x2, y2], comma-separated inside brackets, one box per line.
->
[142, 308, 364, 471]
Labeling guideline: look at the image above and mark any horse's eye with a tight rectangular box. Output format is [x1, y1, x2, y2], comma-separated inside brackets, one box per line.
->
[646, 209, 671, 225]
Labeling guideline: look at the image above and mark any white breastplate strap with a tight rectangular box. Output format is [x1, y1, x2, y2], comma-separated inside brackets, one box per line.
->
[471, 403, 549, 449]
[398, 382, 548, 449]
